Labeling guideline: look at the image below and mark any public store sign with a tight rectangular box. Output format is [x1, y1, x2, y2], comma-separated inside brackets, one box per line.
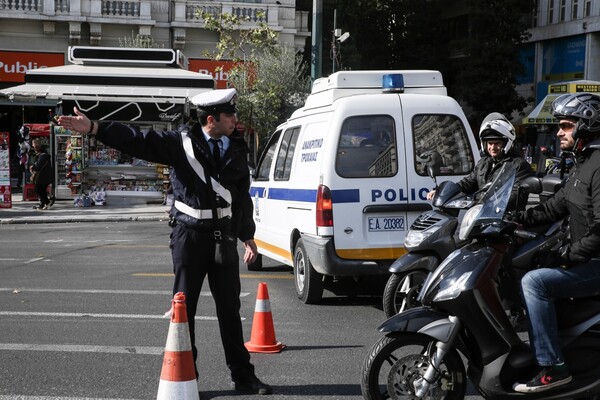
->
[0, 132, 11, 208]
[188, 59, 239, 89]
[0, 51, 64, 83]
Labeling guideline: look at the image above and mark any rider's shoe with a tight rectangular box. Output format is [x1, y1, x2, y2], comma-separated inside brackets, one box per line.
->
[513, 364, 572, 393]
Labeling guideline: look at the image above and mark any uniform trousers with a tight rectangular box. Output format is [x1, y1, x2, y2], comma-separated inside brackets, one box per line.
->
[170, 223, 254, 381]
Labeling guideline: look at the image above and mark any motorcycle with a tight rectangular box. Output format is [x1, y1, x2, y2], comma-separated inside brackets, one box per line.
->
[361, 164, 600, 400]
[382, 168, 476, 317]
[383, 164, 565, 319]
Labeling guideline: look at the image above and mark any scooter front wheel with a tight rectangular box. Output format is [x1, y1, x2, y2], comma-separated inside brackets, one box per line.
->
[382, 270, 429, 318]
[361, 332, 466, 400]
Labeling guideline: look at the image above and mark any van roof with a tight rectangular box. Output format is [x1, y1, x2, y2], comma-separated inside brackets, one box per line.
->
[303, 70, 446, 111]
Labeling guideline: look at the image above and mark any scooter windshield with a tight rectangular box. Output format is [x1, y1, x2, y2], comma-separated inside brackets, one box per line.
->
[458, 163, 515, 240]
[477, 163, 515, 223]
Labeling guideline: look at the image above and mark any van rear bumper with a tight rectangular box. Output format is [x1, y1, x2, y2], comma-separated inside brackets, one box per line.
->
[301, 234, 392, 276]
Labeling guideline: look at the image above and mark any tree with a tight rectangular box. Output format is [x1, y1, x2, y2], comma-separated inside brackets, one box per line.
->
[451, 0, 532, 123]
[199, 10, 311, 156]
[329, 0, 532, 126]
[118, 31, 164, 48]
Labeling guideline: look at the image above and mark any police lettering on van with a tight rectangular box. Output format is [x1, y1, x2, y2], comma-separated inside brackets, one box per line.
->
[249, 70, 479, 304]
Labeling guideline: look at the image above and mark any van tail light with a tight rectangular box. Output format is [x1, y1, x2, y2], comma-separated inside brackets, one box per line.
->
[316, 184, 333, 227]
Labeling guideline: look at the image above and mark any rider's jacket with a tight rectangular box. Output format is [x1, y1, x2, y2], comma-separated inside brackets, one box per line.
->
[520, 139, 600, 263]
[96, 121, 255, 240]
[458, 150, 533, 211]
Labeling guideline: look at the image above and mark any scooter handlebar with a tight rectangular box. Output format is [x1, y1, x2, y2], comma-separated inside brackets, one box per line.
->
[514, 229, 539, 240]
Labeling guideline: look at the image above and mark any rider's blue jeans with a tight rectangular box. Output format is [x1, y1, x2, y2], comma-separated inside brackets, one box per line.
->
[520, 259, 600, 366]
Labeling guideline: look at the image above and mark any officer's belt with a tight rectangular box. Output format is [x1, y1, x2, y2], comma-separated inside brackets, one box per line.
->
[175, 200, 232, 220]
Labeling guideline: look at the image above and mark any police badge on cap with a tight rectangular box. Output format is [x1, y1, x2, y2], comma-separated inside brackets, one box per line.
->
[192, 88, 238, 114]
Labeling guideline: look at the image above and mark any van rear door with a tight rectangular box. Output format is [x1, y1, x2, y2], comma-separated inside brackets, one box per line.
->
[327, 94, 409, 261]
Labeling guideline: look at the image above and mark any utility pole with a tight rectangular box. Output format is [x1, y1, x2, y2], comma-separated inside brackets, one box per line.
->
[311, 0, 322, 81]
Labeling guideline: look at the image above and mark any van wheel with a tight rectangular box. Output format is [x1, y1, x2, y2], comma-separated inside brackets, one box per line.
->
[247, 254, 263, 271]
[293, 239, 323, 304]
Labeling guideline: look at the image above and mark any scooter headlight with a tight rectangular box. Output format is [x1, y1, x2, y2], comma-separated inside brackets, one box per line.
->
[432, 271, 473, 302]
[458, 204, 483, 241]
[404, 225, 441, 247]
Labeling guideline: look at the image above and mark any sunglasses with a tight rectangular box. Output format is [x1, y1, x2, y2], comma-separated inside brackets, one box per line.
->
[558, 121, 576, 130]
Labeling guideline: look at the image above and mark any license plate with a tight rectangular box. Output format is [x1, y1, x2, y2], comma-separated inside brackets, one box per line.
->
[368, 216, 405, 232]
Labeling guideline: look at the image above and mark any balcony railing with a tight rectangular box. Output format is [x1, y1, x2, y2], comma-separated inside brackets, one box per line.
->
[184, 2, 268, 24]
[103, 0, 140, 17]
[1, 0, 43, 12]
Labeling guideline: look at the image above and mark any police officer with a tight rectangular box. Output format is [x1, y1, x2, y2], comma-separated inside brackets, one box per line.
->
[58, 88, 272, 395]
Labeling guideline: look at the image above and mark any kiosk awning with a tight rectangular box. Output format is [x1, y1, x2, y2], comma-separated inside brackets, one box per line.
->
[521, 94, 560, 125]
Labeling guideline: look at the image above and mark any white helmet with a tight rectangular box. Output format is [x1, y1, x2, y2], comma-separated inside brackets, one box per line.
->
[478, 113, 516, 155]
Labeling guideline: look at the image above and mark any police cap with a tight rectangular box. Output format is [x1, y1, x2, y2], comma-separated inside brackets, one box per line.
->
[192, 88, 238, 114]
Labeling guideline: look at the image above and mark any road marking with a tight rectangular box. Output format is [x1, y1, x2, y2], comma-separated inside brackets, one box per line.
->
[24, 257, 44, 264]
[0, 311, 220, 320]
[0, 343, 164, 355]
[0, 287, 250, 297]
[0, 396, 141, 400]
[133, 272, 293, 280]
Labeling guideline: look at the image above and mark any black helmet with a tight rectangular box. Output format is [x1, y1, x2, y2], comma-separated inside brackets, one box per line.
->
[552, 93, 600, 139]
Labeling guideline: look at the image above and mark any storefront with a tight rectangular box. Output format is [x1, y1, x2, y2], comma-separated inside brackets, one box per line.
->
[0, 46, 215, 204]
[521, 79, 600, 175]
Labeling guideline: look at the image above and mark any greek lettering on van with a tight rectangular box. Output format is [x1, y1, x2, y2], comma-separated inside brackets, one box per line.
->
[300, 138, 323, 163]
[371, 187, 430, 202]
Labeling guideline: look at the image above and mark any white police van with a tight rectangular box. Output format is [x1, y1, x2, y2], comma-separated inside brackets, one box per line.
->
[249, 70, 480, 303]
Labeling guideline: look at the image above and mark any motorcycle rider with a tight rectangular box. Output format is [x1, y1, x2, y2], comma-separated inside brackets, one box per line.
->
[427, 113, 533, 211]
[511, 92, 600, 393]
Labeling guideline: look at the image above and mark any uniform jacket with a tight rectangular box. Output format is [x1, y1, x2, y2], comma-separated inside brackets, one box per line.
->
[96, 122, 255, 241]
[30, 150, 53, 185]
[458, 150, 533, 211]
[519, 140, 600, 262]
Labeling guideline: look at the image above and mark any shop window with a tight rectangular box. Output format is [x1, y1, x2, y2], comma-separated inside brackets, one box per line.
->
[412, 114, 475, 177]
[336, 115, 397, 178]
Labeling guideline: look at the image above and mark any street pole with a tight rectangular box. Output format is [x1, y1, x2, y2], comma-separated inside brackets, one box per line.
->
[311, 0, 322, 81]
[332, 9, 336, 73]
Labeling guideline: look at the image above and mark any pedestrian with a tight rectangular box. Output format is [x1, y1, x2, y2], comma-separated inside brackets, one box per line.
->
[511, 93, 600, 393]
[29, 138, 53, 210]
[57, 88, 272, 395]
[427, 112, 533, 211]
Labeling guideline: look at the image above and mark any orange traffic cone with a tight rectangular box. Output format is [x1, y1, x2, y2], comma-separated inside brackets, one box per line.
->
[245, 282, 284, 353]
[157, 292, 199, 400]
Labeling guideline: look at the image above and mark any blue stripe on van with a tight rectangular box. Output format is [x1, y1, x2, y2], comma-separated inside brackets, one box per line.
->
[331, 189, 360, 203]
[249, 187, 360, 204]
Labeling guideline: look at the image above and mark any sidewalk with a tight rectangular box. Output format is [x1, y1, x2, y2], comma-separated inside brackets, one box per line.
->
[0, 192, 170, 225]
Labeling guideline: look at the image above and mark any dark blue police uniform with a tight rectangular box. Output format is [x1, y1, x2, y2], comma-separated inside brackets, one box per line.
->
[94, 117, 257, 382]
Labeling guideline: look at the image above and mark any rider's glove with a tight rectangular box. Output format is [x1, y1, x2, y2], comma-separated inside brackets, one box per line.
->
[505, 211, 524, 224]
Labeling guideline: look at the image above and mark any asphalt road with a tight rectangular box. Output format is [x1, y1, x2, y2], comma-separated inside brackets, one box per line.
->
[0, 221, 397, 400]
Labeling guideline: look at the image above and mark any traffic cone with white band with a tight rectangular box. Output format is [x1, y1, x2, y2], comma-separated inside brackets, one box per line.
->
[157, 292, 199, 400]
[245, 282, 284, 353]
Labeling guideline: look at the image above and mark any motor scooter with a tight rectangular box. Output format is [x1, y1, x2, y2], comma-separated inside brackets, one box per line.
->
[361, 164, 600, 400]
[383, 164, 566, 319]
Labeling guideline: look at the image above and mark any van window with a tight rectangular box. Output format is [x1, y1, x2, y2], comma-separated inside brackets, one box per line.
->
[274, 127, 300, 181]
[336, 115, 397, 178]
[412, 114, 475, 176]
[254, 130, 282, 181]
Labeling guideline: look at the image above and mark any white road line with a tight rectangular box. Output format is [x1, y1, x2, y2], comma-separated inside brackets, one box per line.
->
[0, 311, 221, 320]
[0, 343, 163, 355]
[23, 257, 44, 264]
[0, 397, 141, 400]
[0, 288, 250, 297]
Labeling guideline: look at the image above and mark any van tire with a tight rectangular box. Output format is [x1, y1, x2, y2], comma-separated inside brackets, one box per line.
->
[293, 239, 324, 304]
[247, 254, 263, 271]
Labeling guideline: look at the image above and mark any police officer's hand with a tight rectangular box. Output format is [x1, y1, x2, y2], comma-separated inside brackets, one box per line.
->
[243, 239, 258, 264]
[57, 107, 94, 135]
[426, 190, 436, 200]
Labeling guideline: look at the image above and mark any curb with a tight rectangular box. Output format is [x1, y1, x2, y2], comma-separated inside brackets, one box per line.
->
[0, 215, 168, 225]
